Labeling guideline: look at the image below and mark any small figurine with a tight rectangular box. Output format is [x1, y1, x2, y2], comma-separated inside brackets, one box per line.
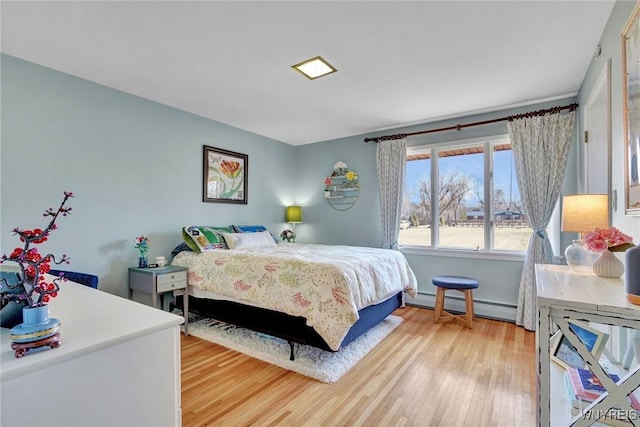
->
[280, 229, 295, 243]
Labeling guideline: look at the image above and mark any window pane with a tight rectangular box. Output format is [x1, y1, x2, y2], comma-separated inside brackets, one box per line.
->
[493, 145, 531, 251]
[403, 136, 530, 253]
[400, 157, 431, 247]
[438, 146, 484, 250]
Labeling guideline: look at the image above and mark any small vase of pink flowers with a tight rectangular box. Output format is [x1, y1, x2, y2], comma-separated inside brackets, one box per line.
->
[583, 227, 634, 278]
[134, 235, 150, 268]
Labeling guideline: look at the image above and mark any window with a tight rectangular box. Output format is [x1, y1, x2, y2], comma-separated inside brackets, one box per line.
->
[400, 135, 531, 253]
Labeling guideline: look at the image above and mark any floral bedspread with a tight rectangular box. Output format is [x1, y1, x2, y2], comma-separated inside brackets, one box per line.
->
[172, 243, 417, 350]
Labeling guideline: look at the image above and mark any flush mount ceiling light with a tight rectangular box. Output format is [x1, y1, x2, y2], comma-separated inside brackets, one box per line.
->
[292, 56, 337, 80]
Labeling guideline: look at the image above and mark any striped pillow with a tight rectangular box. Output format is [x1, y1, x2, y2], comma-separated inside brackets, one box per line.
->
[232, 224, 269, 233]
[182, 226, 234, 252]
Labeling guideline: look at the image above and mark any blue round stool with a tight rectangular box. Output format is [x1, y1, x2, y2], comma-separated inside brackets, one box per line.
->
[432, 275, 479, 328]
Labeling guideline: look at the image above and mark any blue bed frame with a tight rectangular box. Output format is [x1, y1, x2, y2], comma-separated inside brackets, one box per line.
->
[184, 290, 404, 359]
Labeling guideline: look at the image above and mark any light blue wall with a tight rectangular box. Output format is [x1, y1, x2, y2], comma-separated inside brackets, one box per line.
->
[293, 138, 382, 246]
[1, 54, 296, 298]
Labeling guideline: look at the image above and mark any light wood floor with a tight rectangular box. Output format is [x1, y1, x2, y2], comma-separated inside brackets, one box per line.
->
[181, 306, 536, 427]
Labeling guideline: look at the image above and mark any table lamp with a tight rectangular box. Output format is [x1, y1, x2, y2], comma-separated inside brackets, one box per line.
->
[561, 194, 608, 271]
[285, 206, 302, 241]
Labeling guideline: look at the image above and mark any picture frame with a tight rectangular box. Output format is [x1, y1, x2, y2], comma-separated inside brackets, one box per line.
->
[623, 2, 640, 214]
[202, 145, 248, 204]
[551, 320, 609, 370]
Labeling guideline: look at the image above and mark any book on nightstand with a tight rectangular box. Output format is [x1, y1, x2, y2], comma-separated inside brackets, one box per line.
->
[563, 368, 639, 426]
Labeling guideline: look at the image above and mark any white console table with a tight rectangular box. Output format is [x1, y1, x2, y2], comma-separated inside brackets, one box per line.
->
[536, 264, 640, 427]
[1, 277, 184, 427]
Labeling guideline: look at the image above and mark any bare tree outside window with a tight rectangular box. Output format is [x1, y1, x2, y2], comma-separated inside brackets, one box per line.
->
[400, 137, 531, 252]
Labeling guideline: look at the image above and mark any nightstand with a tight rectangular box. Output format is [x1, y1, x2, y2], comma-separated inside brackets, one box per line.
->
[128, 265, 189, 335]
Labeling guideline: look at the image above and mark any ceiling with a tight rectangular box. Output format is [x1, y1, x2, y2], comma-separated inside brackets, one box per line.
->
[0, 1, 615, 146]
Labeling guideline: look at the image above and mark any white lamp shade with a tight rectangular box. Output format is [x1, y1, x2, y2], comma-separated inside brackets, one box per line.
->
[561, 194, 608, 233]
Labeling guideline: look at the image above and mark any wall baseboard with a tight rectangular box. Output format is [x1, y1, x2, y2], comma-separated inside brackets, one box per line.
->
[405, 292, 517, 323]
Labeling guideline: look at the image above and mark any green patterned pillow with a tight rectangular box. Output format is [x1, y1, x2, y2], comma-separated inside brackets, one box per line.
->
[182, 226, 234, 252]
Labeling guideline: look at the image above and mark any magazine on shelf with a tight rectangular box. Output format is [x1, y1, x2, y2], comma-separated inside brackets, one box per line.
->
[563, 368, 640, 411]
[566, 368, 623, 403]
[563, 373, 636, 426]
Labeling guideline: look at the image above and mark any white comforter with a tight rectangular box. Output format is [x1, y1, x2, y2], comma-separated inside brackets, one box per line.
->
[172, 243, 417, 350]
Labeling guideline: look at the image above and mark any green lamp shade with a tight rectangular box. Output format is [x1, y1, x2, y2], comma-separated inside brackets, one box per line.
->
[286, 206, 302, 223]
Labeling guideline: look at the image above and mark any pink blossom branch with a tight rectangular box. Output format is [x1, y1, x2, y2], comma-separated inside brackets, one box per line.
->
[0, 191, 73, 307]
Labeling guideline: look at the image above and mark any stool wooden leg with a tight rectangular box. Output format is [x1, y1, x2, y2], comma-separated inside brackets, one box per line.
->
[434, 286, 476, 327]
[464, 289, 474, 328]
[434, 287, 445, 323]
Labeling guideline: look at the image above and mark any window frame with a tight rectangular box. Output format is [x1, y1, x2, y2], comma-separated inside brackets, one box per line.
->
[401, 134, 527, 259]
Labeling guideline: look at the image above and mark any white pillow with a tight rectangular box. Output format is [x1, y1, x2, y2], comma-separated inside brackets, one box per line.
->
[221, 231, 277, 249]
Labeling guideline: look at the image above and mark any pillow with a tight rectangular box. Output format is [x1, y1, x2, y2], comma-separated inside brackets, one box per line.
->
[182, 226, 234, 252]
[232, 224, 278, 242]
[171, 242, 193, 257]
[232, 224, 269, 233]
[221, 231, 277, 249]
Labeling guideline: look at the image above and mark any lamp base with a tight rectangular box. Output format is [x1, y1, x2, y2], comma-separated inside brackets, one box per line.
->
[564, 239, 598, 272]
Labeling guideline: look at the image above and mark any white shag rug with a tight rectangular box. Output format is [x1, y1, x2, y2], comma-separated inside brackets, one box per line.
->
[188, 315, 403, 383]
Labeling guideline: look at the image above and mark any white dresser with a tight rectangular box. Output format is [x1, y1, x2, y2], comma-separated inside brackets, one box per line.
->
[536, 263, 640, 427]
[1, 278, 184, 427]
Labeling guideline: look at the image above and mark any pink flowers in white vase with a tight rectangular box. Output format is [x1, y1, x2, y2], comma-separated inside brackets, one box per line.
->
[584, 227, 635, 253]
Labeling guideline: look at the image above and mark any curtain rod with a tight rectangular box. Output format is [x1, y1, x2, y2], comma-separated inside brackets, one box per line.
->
[363, 103, 578, 143]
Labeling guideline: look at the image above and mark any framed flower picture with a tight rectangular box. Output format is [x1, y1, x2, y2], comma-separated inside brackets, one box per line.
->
[202, 145, 248, 204]
[623, 2, 640, 214]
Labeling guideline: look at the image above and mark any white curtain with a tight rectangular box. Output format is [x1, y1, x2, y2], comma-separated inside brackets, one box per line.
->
[508, 110, 576, 331]
[377, 138, 407, 249]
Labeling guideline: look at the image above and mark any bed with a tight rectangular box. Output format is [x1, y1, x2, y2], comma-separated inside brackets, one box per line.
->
[171, 226, 418, 358]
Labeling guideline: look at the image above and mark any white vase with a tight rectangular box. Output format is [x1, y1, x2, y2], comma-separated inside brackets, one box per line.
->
[592, 250, 624, 278]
